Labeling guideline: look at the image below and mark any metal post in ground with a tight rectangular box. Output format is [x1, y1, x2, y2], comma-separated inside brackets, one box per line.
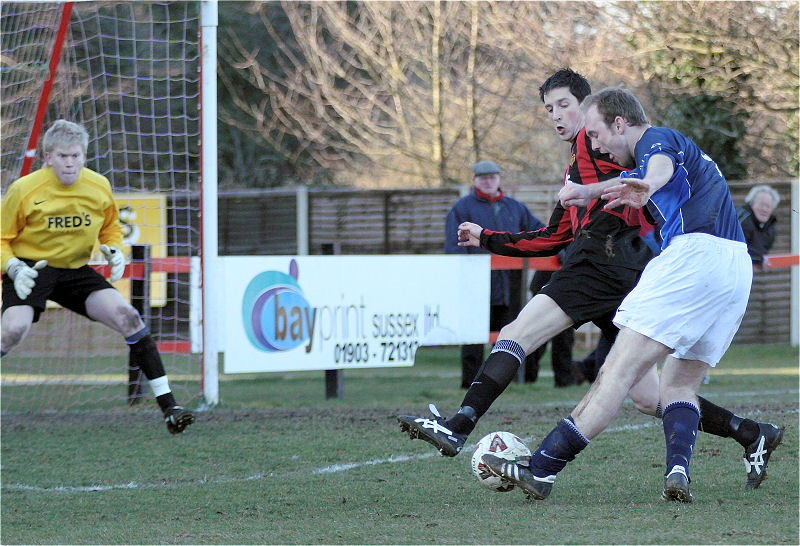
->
[321, 242, 344, 399]
[128, 244, 151, 405]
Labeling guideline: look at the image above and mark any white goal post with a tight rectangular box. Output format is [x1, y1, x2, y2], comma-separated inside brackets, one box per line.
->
[200, 0, 219, 405]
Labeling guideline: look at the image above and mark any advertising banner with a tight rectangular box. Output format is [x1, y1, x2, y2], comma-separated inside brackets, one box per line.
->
[222, 255, 490, 373]
[112, 192, 168, 306]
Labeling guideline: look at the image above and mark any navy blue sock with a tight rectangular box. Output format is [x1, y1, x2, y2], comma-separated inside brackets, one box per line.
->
[662, 401, 700, 478]
[529, 416, 589, 477]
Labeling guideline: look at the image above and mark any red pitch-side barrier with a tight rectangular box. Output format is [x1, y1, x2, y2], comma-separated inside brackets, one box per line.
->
[490, 255, 560, 271]
[90, 257, 193, 277]
[760, 253, 800, 269]
[490, 253, 799, 271]
[87, 253, 798, 351]
[486, 253, 799, 344]
[90, 257, 193, 353]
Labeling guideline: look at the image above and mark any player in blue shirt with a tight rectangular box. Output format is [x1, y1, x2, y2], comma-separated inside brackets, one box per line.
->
[484, 88, 780, 503]
[620, 126, 745, 248]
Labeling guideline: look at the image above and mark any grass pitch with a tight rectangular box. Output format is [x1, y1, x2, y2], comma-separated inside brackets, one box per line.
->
[1, 344, 798, 544]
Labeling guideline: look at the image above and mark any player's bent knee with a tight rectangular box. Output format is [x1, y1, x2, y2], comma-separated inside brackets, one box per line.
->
[2, 323, 31, 350]
[496, 321, 522, 343]
[116, 304, 145, 335]
[631, 397, 658, 416]
[498, 320, 558, 355]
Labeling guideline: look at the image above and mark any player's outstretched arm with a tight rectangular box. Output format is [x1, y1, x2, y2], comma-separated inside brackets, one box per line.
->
[457, 222, 483, 248]
[602, 154, 674, 210]
[602, 179, 651, 209]
[559, 179, 621, 208]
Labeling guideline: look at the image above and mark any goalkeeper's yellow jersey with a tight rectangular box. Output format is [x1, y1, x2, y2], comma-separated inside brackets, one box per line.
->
[1, 166, 123, 271]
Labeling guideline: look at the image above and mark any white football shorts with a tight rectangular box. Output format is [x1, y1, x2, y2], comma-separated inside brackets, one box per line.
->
[613, 232, 752, 367]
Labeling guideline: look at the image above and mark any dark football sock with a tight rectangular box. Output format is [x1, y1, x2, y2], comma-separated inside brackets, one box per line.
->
[128, 331, 166, 380]
[447, 374, 502, 436]
[446, 406, 478, 436]
[662, 401, 700, 478]
[458, 347, 520, 412]
[529, 416, 589, 477]
[727, 415, 761, 447]
[485, 340, 526, 385]
[697, 396, 760, 447]
[156, 392, 177, 413]
[127, 329, 175, 412]
[447, 342, 527, 436]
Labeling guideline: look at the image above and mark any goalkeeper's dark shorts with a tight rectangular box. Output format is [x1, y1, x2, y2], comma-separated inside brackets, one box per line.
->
[2, 261, 113, 323]
[537, 258, 642, 342]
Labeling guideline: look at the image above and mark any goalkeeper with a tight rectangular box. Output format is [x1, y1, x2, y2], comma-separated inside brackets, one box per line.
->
[1, 120, 194, 434]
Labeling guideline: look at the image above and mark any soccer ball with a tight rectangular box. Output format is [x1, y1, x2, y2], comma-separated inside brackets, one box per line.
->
[470, 431, 531, 492]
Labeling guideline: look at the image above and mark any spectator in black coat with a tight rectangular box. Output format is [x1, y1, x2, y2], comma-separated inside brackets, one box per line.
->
[445, 160, 545, 388]
[737, 185, 779, 268]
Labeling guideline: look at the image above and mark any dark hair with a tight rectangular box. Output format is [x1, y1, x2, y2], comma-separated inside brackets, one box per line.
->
[582, 88, 649, 127]
[539, 68, 592, 103]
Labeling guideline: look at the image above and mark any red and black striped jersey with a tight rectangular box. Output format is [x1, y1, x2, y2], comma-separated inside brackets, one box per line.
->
[479, 128, 653, 271]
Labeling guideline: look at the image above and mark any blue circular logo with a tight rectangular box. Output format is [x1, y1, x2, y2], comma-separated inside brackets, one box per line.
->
[241, 260, 312, 352]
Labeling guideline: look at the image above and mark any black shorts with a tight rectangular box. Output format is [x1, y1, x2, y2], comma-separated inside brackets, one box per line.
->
[2, 260, 113, 323]
[538, 259, 642, 342]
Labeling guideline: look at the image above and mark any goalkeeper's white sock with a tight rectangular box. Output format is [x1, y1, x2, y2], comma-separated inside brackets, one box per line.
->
[149, 375, 171, 397]
[150, 376, 177, 413]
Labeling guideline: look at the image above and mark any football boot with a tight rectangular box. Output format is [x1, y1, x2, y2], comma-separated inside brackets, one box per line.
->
[164, 405, 195, 434]
[481, 453, 556, 500]
[397, 404, 466, 457]
[661, 465, 693, 503]
[743, 422, 783, 489]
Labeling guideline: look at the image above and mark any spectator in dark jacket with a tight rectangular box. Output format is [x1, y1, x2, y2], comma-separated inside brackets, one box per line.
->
[737, 185, 779, 268]
[446, 160, 550, 388]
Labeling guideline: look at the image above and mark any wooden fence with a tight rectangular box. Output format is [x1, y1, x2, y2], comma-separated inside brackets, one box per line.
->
[215, 179, 795, 344]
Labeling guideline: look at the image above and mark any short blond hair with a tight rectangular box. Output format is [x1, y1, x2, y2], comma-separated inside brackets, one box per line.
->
[42, 120, 88, 154]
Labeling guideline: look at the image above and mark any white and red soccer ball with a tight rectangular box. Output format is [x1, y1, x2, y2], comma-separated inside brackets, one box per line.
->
[470, 431, 531, 492]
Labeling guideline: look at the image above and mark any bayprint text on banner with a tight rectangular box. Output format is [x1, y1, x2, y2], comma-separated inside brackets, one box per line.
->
[222, 255, 490, 373]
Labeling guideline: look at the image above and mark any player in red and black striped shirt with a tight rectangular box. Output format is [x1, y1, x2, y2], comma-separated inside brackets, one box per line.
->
[398, 70, 782, 492]
[399, 69, 655, 447]
[477, 115, 653, 345]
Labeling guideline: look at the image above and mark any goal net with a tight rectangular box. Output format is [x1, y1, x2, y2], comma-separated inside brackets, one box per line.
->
[1, 1, 203, 413]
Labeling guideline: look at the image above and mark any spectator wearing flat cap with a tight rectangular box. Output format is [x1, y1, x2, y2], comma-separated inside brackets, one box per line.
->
[446, 161, 569, 388]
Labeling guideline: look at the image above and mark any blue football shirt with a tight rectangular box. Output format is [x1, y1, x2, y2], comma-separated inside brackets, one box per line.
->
[629, 127, 745, 249]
